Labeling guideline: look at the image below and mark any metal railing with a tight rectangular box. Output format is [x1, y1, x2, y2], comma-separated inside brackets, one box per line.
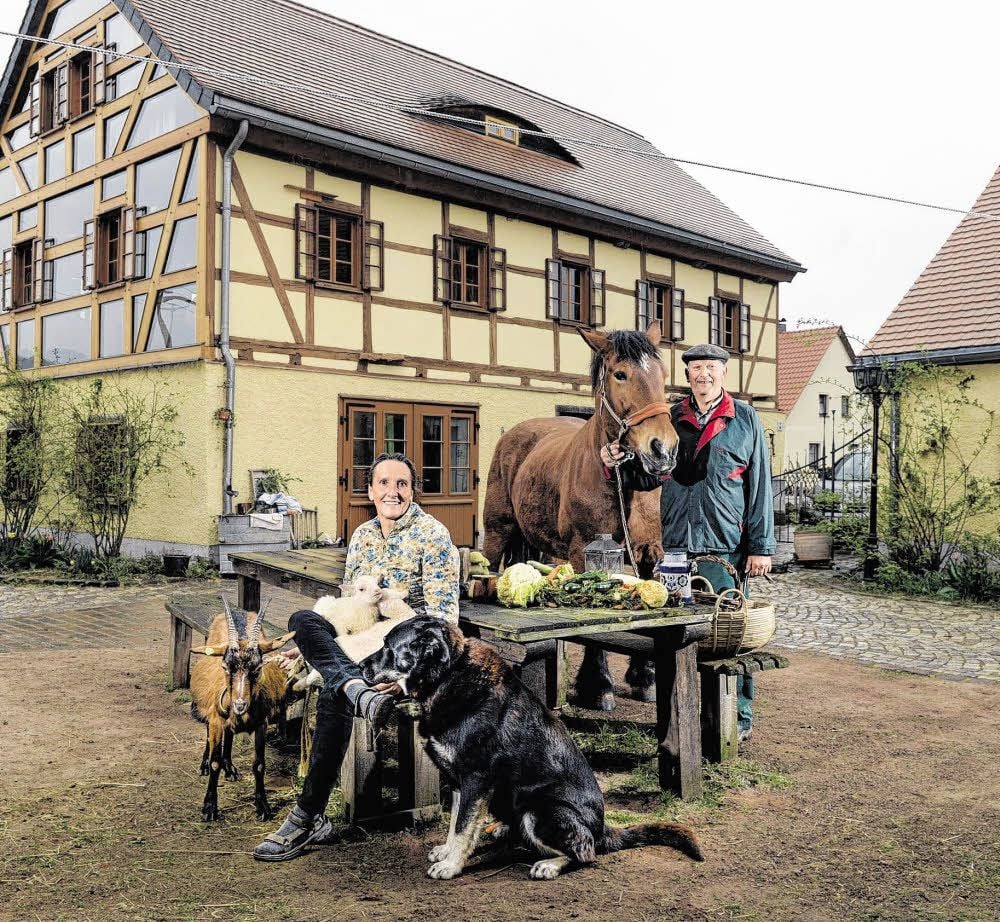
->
[772, 429, 871, 543]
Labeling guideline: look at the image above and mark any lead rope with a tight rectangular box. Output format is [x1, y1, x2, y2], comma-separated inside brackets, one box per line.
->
[598, 366, 640, 573]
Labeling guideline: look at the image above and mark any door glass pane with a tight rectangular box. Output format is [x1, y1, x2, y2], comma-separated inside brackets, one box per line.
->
[422, 415, 443, 494]
[450, 417, 469, 442]
[450, 469, 469, 493]
[451, 442, 470, 469]
[351, 410, 375, 495]
[384, 412, 406, 455]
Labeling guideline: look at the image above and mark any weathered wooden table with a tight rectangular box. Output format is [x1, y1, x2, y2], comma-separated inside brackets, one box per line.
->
[229, 548, 711, 801]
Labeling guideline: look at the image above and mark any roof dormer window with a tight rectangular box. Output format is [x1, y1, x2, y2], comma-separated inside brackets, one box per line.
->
[485, 117, 519, 145]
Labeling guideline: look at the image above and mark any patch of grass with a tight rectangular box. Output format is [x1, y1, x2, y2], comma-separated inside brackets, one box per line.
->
[700, 758, 794, 809]
[569, 721, 656, 759]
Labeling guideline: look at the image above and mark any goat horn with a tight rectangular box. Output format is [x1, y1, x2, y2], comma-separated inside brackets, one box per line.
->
[221, 595, 239, 649]
[248, 596, 271, 647]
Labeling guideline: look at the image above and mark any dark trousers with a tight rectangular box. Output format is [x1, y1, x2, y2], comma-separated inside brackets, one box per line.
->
[288, 609, 363, 816]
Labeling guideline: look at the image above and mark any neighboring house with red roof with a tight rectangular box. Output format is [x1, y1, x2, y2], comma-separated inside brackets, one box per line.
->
[777, 325, 859, 472]
[867, 162, 1000, 535]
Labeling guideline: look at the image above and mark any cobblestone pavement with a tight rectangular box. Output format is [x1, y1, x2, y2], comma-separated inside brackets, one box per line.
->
[757, 565, 1000, 683]
[2, 569, 998, 683]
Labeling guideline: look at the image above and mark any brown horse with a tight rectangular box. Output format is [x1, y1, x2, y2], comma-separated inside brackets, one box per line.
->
[483, 322, 677, 709]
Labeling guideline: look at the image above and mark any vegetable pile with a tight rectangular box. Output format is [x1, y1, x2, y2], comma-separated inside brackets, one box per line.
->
[496, 561, 676, 611]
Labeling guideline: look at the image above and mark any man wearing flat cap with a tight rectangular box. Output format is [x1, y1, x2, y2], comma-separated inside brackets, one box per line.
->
[601, 342, 775, 740]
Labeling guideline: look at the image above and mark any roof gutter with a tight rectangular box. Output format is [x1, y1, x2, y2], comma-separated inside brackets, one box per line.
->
[865, 343, 1000, 366]
[211, 96, 805, 278]
[220, 119, 249, 516]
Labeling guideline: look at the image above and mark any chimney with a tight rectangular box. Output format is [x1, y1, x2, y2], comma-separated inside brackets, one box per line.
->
[777, 318, 787, 333]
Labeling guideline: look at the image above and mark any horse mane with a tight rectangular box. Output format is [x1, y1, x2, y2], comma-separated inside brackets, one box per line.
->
[589, 330, 663, 391]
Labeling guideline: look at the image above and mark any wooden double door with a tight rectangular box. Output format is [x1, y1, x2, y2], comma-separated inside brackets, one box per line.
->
[338, 398, 479, 546]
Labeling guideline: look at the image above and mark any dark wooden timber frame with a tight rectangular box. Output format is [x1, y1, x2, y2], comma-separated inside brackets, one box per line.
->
[229, 547, 710, 800]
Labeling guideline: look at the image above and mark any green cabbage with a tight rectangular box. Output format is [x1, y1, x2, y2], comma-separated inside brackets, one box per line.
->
[497, 563, 547, 607]
[636, 579, 669, 609]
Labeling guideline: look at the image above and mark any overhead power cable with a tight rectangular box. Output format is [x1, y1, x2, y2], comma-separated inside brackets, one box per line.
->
[2, 28, 999, 225]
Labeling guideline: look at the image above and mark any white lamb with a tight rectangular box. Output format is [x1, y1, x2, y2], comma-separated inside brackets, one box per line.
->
[288, 576, 417, 691]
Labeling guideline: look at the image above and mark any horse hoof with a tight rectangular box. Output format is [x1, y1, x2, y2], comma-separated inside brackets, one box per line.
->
[629, 686, 656, 703]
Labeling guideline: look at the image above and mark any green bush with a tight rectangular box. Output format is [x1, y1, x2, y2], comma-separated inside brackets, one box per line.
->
[945, 538, 1000, 603]
[812, 515, 869, 554]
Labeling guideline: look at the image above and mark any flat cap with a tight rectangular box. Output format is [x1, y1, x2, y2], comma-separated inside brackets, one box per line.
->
[681, 343, 729, 363]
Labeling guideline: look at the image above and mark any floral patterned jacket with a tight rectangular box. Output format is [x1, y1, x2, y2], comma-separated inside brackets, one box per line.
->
[344, 502, 460, 623]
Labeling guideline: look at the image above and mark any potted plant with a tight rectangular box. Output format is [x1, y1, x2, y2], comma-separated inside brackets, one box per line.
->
[793, 525, 834, 565]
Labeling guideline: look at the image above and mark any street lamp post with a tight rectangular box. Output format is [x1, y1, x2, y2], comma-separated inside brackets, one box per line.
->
[849, 358, 891, 579]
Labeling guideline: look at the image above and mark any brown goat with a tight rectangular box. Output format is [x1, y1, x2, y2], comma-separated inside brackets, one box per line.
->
[189, 598, 293, 821]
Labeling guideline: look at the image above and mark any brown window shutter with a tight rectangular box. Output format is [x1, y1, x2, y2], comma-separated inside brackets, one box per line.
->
[121, 207, 136, 279]
[55, 62, 70, 125]
[28, 78, 41, 137]
[294, 203, 317, 281]
[92, 46, 106, 106]
[32, 239, 46, 303]
[739, 302, 751, 353]
[708, 296, 721, 345]
[590, 269, 605, 327]
[363, 219, 384, 291]
[635, 280, 650, 330]
[82, 218, 96, 289]
[1, 248, 11, 310]
[433, 234, 453, 303]
[671, 287, 685, 342]
[488, 246, 506, 311]
[545, 258, 561, 319]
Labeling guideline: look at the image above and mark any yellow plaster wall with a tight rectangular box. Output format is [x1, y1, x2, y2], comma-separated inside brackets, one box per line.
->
[370, 187, 440, 248]
[314, 296, 364, 350]
[450, 315, 491, 366]
[595, 241, 641, 289]
[313, 171, 362, 205]
[230, 218, 263, 275]
[372, 305, 442, 359]
[449, 204, 488, 233]
[717, 272, 741, 295]
[646, 253, 672, 278]
[229, 281, 300, 342]
[228, 363, 594, 542]
[685, 306, 710, 346]
[604, 290, 634, 332]
[559, 330, 592, 377]
[675, 261, 715, 305]
[558, 230, 590, 257]
[744, 361, 777, 401]
[756, 408, 786, 476]
[381, 249, 433, 304]
[498, 323, 553, 371]
[744, 280, 777, 319]
[505, 270, 545, 321]
[235, 151, 305, 216]
[495, 216, 551, 268]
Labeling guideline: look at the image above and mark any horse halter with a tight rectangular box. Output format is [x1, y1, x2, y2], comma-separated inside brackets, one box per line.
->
[597, 365, 672, 461]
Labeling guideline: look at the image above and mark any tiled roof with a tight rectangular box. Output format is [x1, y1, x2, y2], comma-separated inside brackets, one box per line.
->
[777, 326, 854, 411]
[115, 0, 799, 271]
[868, 163, 1000, 355]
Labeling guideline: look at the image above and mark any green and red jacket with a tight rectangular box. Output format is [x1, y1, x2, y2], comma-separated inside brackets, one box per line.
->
[611, 391, 775, 557]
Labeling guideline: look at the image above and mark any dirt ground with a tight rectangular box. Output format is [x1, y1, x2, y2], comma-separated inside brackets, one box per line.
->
[2, 636, 999, 922]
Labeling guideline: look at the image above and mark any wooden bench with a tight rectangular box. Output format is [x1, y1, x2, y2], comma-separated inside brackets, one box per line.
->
[572, 631, 789, 763]
[166, 590, 440, 827]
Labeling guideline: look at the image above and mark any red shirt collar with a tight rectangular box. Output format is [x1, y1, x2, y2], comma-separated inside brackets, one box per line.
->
[677, 391, 735, 428]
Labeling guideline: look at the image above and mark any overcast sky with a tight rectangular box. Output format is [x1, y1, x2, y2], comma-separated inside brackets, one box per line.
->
[4, 0, 998, 348]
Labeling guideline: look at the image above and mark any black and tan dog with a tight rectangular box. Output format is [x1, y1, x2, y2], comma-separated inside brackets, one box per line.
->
[362, 616, 704, 880]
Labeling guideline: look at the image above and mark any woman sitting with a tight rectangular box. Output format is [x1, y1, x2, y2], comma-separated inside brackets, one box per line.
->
[254, 452, 459, 861]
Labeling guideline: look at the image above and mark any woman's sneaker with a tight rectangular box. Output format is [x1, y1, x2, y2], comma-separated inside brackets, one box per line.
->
[253, 805, 335, 862]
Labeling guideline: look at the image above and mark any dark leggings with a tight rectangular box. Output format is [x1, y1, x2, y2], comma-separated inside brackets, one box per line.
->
[288, 609, 363, 816]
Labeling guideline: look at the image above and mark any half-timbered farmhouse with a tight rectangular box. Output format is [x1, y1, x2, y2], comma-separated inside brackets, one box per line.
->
[0, 0, 804, 556]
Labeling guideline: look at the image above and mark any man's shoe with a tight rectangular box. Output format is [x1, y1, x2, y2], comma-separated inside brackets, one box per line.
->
[253, 805, 334, 862]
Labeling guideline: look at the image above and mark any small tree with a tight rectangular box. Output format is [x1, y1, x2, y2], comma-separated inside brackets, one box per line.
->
[885, 362, 1000, 572]
[0, 367, 65, 541]
[68, 376, 191, 558]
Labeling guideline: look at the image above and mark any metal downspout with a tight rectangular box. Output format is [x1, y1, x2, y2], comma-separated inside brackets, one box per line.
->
[220, 120, 249, 515]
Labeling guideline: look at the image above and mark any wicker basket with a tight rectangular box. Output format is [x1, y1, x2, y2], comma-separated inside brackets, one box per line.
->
[693, 576, 777, 657]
